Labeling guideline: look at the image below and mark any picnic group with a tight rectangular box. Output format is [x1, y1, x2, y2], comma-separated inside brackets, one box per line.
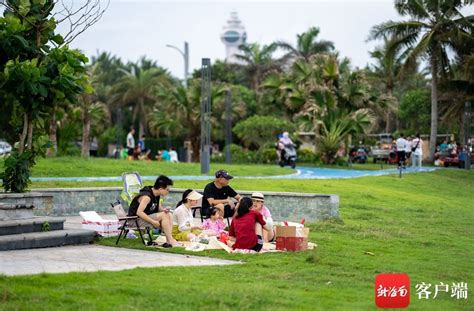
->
[127, 170, 274, 252]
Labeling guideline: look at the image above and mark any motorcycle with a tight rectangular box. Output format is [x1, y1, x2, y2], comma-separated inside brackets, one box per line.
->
[279, 143, 297, 169]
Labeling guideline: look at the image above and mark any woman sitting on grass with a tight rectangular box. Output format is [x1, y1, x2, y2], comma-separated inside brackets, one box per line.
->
[172, 189, 203, 241]
[229, 197, 271, 252]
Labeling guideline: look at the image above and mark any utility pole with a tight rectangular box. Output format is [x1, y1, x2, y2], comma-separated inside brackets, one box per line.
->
[200, 58, 211, 174]
[166, 41, 189, 87]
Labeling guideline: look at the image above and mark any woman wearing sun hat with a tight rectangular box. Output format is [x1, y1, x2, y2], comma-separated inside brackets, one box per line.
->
[172, 189, 204, 241]
[251, 192, 275, 242]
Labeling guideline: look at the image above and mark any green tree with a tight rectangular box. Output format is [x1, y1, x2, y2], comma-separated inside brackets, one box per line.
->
[276, 26, 334, 62]
[399, 89, 431, 134]
[233, 116, 295, 149]
[370, 0, 474, 161]
[235, 42, 281, 92]
[0, 1, 91, 192]
[109, 67, 173, 137]
[367, 35, 412, 132]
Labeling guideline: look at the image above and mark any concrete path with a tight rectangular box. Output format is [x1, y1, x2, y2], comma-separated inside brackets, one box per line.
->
[0, 245, 241, 276]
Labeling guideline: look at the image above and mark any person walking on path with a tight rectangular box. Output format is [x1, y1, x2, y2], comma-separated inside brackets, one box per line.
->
[396, 133, 407, 169]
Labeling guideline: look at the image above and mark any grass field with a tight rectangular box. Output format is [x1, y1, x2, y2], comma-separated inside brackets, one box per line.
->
[0, 158, 473, 310]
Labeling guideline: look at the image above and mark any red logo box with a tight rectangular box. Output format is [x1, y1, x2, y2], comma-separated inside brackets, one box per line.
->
[375, 273, 410, 308]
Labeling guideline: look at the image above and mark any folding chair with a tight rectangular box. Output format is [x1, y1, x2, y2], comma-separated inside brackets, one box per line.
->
[111, 200, 153, 246]
[120, 172, 143, 207]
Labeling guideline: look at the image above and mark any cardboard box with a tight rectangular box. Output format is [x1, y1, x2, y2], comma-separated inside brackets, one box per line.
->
[80, 211, 120, 237]
[275, 226, 309, 251]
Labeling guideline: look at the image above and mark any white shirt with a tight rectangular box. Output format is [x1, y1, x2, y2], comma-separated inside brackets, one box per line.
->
[169, 150, 179, 162]
[126, 132, 135, 149]
[173, 204, 194, 232]
[405, 140, 412, 153]
[412, 138, 423, 155]
[396, 138, 407, 151]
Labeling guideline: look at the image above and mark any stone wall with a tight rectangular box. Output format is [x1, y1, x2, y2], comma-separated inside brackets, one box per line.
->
[0, 188, 339, 223]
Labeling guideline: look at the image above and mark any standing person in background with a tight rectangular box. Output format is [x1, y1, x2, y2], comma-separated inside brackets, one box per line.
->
[412, 133, 423, 169]
[396, 133, 407, 169]
[405, 135, 412, 166]
[169, 147, 179, 163]
[126, 127, 135, 161]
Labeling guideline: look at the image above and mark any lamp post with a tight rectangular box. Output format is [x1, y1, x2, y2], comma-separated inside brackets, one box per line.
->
[166, 41, 189, 88]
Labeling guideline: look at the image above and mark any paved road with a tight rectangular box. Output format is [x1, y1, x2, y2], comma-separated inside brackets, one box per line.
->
[0, 245, 240, 276]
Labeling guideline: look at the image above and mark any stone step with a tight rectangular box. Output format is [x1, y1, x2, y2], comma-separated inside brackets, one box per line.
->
[0, 229, 95, 251]
[0, 217, 65, 236]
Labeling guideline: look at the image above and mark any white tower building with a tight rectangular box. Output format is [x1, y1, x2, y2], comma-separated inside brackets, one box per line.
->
[220, 12, 247, 64]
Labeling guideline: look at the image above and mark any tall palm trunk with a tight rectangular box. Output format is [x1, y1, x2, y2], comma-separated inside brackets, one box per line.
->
[81, 94, 91, 158]
[429, 56, 439, 162]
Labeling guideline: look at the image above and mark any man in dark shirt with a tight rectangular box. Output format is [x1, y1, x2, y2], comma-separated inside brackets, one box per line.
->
[202, 170, 241, 218]
[128, 175, 178, 248]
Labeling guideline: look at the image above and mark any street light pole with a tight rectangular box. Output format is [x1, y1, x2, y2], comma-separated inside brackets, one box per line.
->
[166, 41, 189, 88]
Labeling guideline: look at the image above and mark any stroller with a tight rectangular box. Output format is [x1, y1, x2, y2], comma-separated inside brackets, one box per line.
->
[279, 143, 297, 169]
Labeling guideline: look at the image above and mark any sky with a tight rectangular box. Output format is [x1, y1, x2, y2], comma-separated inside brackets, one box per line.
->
[55, 0, 470, 80]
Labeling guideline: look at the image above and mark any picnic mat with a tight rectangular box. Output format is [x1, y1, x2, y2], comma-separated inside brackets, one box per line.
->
[153, 236, 317, 253]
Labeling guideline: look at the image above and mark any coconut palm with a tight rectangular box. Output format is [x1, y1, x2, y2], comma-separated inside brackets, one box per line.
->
[235, 42, 281, 92]
[368, 35, 414, 132]
[276, 26, 335, 62]
[109, 66, 173, 137]
[150, 79, 229, 160]
[369, 0, 474, 161]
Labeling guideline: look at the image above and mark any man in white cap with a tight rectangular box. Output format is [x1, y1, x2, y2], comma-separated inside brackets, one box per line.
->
[251, 192, 275, 242]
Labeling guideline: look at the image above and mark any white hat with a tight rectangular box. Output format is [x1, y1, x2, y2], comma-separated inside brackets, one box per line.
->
[251, 192, 264, 202]
[186, 190, 203, 201]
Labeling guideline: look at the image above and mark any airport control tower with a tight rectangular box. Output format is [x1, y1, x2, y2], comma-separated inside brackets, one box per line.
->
[220, 12, 247, 64]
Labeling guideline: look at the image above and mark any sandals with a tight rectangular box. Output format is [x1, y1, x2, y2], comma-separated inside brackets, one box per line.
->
[161, 243, 173, 248]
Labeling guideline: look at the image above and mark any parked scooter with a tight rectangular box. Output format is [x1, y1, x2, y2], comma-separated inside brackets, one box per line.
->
[279, 143, 297, 169]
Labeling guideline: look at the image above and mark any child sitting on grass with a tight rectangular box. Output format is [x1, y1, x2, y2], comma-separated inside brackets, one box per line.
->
[201, 207, 226, 236]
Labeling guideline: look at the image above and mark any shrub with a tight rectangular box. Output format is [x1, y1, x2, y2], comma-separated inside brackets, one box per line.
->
[298, 149, 321, 164]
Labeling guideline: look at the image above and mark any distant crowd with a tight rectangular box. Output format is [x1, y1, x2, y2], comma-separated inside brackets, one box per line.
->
[112, 127, 179, 162]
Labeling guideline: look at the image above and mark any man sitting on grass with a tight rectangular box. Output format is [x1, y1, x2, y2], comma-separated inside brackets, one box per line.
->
[127, 175, 179, 248]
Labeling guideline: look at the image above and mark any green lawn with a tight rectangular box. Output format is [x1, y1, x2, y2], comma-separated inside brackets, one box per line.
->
[0, 161, 473, 310]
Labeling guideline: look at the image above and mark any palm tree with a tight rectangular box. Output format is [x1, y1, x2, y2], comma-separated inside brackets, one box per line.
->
[276, 26, 334, 62]
[370, 0, 474, 161]
[109, 67, 173, 137]
[149, 80, 228, 161]
[368, 35, 412, 132]
[235, 42, 281, 92]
